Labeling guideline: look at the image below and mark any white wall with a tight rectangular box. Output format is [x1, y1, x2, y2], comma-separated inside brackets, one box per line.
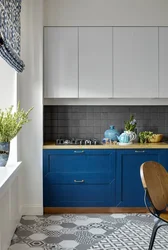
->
[17, 0, 43, 215]
[44, 0, 168, 26]
[0, 58, 16, 109]
[0, 58, 17, 164]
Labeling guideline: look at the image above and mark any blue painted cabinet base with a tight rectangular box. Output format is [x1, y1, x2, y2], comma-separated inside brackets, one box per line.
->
[116, 149, 168, 207]
[43, 148, 168, 208]
[43, 149, 115, 207]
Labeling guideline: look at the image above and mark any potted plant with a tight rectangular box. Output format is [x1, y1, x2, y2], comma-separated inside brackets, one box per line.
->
[124, 114, 137, 132]
[138, 131, 153, 143]
[124, 114, 137, 143]
[0, 103, 33, 166]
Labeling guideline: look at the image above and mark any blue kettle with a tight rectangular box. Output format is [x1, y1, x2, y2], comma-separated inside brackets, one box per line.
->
[117, 132, 130, 143]
[104, 125, 120, 141]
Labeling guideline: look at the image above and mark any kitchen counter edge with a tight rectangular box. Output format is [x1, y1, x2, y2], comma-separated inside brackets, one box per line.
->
[43, 142, 168, 149]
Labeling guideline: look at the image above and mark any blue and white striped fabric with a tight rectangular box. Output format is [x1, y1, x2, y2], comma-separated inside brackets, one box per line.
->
[0, 0, 25, 72]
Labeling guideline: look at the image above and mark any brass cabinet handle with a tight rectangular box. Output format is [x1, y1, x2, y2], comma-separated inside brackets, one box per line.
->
[74, 150, 84, 153]
[74, 180, 84, 183]
[135, 150, 145, 153]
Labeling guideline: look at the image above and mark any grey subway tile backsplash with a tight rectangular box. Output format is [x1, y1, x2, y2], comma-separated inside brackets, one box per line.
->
[44, 105, 168, 142]
[101, 113, 108, 120]
[51, 113, 58, 119]
[79, 120, 87, 126]
[69, 120, 80, 127]
[94, 120, 101, 126]
[87, 120, 94, 126]
[94, 113, 101, 120]
[94, 126, 101, 133]
[158, 113, 165, 120]
[87, 113, 94, 120]
[86, 106, 94, 113]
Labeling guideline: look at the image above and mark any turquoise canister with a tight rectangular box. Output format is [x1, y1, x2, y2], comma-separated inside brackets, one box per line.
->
[104, 125, 120, 141]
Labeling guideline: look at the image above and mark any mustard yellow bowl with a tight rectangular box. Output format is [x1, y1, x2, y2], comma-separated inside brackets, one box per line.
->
[148, 134, 163, 143]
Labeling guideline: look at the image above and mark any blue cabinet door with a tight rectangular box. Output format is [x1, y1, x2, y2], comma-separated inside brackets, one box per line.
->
[43, 149, 115, 207]
[116, 149, 168, 207]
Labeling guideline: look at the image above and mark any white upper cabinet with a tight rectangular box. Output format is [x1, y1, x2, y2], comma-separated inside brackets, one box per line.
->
[113, 27, 158, 98]
[79, 27, 113, 98]
[159, 27, 168, 98]
[44, 27, 78, 98]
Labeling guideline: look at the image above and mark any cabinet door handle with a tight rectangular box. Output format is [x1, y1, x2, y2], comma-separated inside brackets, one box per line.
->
[74, 150, 84, 154]
[135, 150, 145, 153]
[74, 180, 84, 183]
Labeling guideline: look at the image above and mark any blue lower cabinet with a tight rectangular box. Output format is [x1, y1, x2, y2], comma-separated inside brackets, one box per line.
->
[43, 149, 115, 207]
[43, 148, 168, 208]
[116, 149, 168, 207]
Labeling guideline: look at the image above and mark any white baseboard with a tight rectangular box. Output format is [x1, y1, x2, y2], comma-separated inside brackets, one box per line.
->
[22, 204, 43, 215]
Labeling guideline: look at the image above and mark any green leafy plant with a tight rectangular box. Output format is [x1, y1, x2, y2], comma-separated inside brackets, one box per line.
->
[0, 103, 33, 142]
[138, 131, 153, 143]
[124, 114, 137, 132]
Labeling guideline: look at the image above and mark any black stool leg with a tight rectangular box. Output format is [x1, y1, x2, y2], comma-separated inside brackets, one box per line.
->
[149, 219, 165, 250]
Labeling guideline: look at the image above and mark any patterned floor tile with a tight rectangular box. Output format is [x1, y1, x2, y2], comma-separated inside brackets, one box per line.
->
[44, 236, 62, 244]
[9, 213, 168, 250]
[27, 240, 45, 248]
[59, 240, 79, 248]
[60, 228, 77, 235]
[21, 219, 37, 226]
[74, 231, 95, 244]
[9, 243, 31, 250]
[89, 228, 106, 235]
[76, 244, 92, 250]
[89, 220, 168, 250]
[46, 225, 63, 231]
[61, 223, 76, 228]
[29, 233, 48, 241]
[15, 228, 33, 238]
[74, 218, 102, 226]
[48, 216, 63, 221]
[30, 248, 44, 250]
[22, 216, 39, 221]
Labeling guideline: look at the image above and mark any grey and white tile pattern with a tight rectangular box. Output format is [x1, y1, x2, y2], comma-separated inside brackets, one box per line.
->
[89, 220, 168, 250]
[9, 214, 168, 250]
[44, 105, 168, 142]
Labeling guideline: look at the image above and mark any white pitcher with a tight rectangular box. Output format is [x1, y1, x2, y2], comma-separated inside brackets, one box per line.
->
[124, 131, 137, 143]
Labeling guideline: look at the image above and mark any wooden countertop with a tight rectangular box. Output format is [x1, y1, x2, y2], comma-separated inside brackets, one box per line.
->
[43, 142, 168, 149]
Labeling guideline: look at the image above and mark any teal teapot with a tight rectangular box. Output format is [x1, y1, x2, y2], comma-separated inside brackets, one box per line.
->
[117, 132, 131, 144]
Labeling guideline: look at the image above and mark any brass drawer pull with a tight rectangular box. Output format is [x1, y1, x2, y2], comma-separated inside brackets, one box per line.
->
[74, 180, 84, 183]
[135, 150, 145, 153]
[74, 150, 84, 153]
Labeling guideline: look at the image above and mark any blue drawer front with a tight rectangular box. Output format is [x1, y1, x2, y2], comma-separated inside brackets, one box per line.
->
[44, 182, 115, 207]
[44, 149, 114, 174]
[44, 173, 113, 184]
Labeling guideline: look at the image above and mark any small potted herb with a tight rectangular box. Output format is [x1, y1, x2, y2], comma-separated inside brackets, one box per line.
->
[0, 102, 33, 166]
[138, 131, 153, 143]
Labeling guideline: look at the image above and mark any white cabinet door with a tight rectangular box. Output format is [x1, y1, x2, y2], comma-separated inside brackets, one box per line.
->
[159, 27, 168, 98]
[44, 27, 78, 98]
[79, 27, 112, 98]
[113, 27, 158, 98]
